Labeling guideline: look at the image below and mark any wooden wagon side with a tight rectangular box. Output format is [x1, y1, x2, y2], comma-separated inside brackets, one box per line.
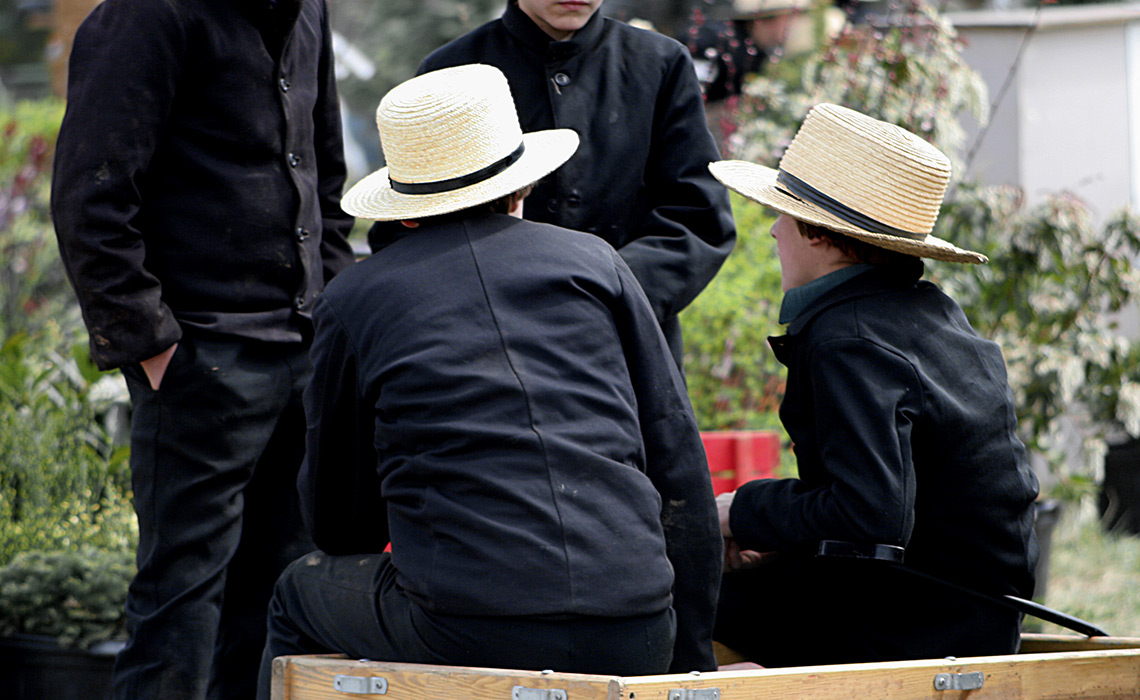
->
[273, 633, 1140, 700]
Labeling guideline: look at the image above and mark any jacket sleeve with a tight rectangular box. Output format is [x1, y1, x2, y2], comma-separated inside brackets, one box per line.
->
[611, 251, 722, 672]
[299, 293, 389, 554]
[314, 0, 356, 282]
[50, 0, 184, 370]
[616, 47, 736, 325]
[730, 337, 920, 553]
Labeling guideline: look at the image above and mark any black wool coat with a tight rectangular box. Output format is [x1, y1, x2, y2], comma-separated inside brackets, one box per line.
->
[370, 3, 736, 365]
[51, 0, 355, 370]
[727, 264, 1040, 662]
[303, 213, 723, 673]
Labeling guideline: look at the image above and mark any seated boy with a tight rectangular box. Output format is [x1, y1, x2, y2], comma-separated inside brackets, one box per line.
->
[255, 65, 722, 699]
[709, 103, 1040, 666]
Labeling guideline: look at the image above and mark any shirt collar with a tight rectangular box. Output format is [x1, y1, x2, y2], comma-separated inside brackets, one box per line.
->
[778, 264, 873, 324]
[502, 2, 605, 59]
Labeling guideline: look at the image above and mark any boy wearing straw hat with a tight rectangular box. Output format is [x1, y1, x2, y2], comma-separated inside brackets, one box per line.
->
[255, 65, 722, 696]
[709, 103, 1039, 666]
[368, 0, 737, 373]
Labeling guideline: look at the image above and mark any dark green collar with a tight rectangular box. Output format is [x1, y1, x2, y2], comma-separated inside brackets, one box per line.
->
[778, 265, 873, 324]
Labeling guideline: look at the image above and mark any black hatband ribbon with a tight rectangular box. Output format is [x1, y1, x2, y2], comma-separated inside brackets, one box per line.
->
[390, 142, 526, 195]
[776, 170, 927, 241]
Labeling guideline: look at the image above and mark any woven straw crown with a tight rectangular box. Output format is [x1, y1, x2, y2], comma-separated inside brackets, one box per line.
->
[341, 64, 579, 221]
[709, 103, 986, 264]
[381, 68, 523, 188]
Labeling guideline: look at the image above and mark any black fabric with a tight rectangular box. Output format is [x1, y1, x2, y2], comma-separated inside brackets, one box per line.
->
[302, 212, 722, 672]
[256, 551, 676, 699]
[720, 264, 1039, 664]
[715, 555, 1023, 667]
[368, 3, 736, 370]
[51, 0, 355, 370]
[117, 334, 315, 700]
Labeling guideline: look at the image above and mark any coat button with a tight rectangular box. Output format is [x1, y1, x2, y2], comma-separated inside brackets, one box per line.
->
[295, 227, 310, 241]
[288, 153, 300, 168]
[279, 77, 290, 93]
[294, 296, 306, 310]
[567, 193, 581, 207]
[553, 72, 571, 86]
[546, 198, 559, 213]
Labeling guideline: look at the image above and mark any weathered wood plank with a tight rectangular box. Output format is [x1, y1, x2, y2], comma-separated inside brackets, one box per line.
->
[277, 656, 622, 700]
[276, 639, 1140, 700]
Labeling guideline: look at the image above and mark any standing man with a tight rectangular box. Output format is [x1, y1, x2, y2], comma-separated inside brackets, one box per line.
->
[709, 103, 1039, 666]
[50, 0, 355, 698]
[370, 0, 737, 372]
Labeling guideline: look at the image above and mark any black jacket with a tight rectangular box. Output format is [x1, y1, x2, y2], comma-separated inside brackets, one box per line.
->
[52, 0, 355, 370]
[303, 213, 722, 672]
[730, 265, 1039, 634]
[371, 4, 736, 365]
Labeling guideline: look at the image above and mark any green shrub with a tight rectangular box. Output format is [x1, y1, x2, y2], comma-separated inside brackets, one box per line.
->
[682, 194, 793, 474]
[0, 547, 134, 649]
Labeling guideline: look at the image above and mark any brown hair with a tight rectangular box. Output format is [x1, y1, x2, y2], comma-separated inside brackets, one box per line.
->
[795, 219, 914, 267]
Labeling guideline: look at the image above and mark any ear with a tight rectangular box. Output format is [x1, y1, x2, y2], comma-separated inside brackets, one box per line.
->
[399, 220, 420, 229]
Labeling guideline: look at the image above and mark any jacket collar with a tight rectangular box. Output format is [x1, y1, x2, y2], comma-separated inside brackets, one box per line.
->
[783, 260, 925, 336]
[502, 2, 606, 60]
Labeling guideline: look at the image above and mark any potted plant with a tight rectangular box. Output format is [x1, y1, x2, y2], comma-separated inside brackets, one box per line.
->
[0, 547, 133, 700]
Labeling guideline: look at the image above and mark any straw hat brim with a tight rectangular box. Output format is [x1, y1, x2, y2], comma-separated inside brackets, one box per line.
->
[342, 129, 580, 221]
[710, 160, 987, 264]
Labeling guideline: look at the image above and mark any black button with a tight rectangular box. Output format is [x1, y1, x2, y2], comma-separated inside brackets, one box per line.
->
[295, 227, 309, 241]
[288, 153, 300, 168]
[553, 72, 571, 87]
[294, 296, 306, 310]
[279, 77, 290, 93]
[546, 198, 559, 213]
[567, 193, 582, 207]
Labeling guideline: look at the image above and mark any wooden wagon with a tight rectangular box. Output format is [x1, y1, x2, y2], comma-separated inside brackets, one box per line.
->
[272, 633, 1140, 700]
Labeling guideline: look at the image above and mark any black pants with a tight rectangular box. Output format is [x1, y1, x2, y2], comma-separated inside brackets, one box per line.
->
[116, 333, 314, 700]
[257, 551, 677, 699]
[714, 556, 1022, 667]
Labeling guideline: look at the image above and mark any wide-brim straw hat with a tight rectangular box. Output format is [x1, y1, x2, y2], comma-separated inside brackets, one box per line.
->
[709, 103, 987, 264]
[342, 64, 579, 221]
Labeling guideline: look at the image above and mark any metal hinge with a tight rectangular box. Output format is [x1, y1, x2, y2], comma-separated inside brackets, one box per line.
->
[934, 672, 985, 691]
[512, 686, 567, 700]
[333, 674, 388, 695]
[668, 689, 721, 700]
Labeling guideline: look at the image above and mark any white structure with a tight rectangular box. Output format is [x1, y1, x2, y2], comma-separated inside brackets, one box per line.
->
[949, 2, 1140, 224]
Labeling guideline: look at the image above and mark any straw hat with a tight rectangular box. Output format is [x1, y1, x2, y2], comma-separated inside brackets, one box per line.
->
[341, 64, 579, 221]
[709, 103, 986, 264]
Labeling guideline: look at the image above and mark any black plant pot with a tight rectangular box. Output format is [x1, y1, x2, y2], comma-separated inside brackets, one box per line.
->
[1101, 439, 1140, 535]
[0, 634, 122, 700]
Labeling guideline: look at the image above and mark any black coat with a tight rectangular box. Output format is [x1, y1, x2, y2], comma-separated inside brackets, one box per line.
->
[51, 0, 355, 370]
[725, 264, 1039, 661]
[302, 212, 723, 672]
[370, 4, 736, 365]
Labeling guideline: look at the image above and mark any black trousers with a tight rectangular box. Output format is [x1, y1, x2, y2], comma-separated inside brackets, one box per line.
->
[256, 551, 677, 699]
[116, 333, 314, 700]
[714, 556, 1022, 667]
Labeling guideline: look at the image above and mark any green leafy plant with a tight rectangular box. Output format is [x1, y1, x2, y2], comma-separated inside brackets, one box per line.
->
[931, 185, 1140, 498]
[0, 547, 134, 649]
[682, 195, 785, 433]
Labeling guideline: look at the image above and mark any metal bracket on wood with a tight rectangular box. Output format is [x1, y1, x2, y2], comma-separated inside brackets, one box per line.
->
[512, 686, 567, 700]
[934, 672, 985, 691]
[333, 674, 388, 695]
[668, 689, 721, 700]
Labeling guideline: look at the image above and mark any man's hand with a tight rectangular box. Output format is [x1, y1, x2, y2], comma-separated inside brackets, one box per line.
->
[140, 343, 178, 391]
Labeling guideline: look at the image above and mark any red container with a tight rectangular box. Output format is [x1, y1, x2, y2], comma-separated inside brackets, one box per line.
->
[701, 431, 780, 495]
